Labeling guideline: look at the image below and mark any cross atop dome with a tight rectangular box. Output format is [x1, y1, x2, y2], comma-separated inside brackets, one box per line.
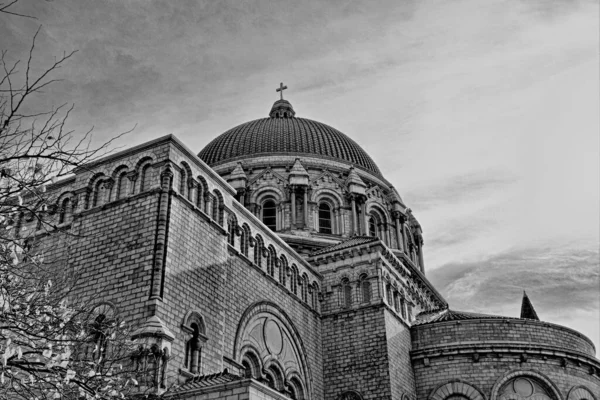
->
[276, 82, 288, 100]
[269, 83, 295, 118]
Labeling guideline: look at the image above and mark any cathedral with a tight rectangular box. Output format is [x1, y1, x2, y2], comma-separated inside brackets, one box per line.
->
[35, 90, 598, 400]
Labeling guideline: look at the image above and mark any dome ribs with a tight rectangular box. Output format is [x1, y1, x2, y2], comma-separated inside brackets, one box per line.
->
[198, 117, 382, 176]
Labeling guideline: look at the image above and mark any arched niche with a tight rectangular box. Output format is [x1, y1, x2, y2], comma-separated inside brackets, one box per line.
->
[233, 302, 312, 399]
[429, 380, 486, 400]
[567, 385, 597, 400]
[491, 371, 562, 400]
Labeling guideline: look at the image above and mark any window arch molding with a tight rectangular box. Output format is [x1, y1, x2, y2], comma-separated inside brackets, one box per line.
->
[240, 346, 263, 379]
[233, 302, 313, 399]
[251, 186, 285, 206]
[110, 164, 130, 201]
[134, 156, 154, 193]
[490, 370, 562, 400]
[567, 385, 597, 400]
[181, 310, 208, 375]
[313, 190, 342, 234]
[428, 379, 486, 400]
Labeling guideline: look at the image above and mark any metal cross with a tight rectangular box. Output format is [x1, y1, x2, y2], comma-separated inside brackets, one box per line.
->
[276, 82, 288, 100]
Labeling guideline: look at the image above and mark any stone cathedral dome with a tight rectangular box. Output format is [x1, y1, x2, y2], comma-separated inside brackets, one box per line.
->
[198, 99, 382, 176]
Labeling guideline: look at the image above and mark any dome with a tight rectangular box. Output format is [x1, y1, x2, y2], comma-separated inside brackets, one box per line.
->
[198, 100, 382, 176]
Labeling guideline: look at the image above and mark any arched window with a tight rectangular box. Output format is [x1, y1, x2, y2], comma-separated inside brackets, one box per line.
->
[93, 180, 105, 207]
[140, 163, 152, 192]
[288, 377, 305, 400]
[386, 284, 393, 306]
[254, 235, 263, 267]
[369, 217, 377, 237]
[262, 200, 277, 231]
[318, 203, 332, 234]
[184, 323, 201, 374]
[361, 276, 371, 303]
[341, 278, 352, 308]
[393, 291, 400, 313]
[59, 198, 72, 224]
[116, 172, 128, 200]
[290, 265, 298, 295]
[302, 274, 309, 303]
[240, 224, 250, 256]
[241, 351, 261, 379]
[311, 282, 319, 309]
[179, 168, 187, 198]
[279, 255, 287, 285]
[267, 246, 276, 277]
[227, 215, 237, 247]
[90, 314, 109, 362]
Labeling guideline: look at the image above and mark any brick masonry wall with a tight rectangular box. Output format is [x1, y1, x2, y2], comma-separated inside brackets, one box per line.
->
[157, 194, 324, 397]
[412, 352, 600, 400]
[411, 321, 600, 400]
[322, 306, 393, 400]
[68, 193, 159, 323]
[384, 311, 416, 399]
[411, 320, 596, 356]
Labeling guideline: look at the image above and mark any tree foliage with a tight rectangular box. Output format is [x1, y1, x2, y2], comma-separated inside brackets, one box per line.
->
[0, 6, 145, 399]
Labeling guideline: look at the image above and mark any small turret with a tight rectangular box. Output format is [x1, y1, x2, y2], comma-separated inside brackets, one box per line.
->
[346, 167, 366, 196]
[520, 291, 540, 321]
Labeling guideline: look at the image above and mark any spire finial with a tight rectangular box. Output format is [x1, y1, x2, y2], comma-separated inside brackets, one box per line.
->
[276, 82, 288, 100]
[520, 291, 540, 321]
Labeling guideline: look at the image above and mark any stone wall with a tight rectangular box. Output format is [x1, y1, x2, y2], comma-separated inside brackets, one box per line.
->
[411, 320, 600, 400]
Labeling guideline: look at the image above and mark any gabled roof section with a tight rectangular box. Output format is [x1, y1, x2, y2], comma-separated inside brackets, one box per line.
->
[171, 369, 242, 393]
[246, 166, 287, 187]
[413, 308, 519, 326]
[310, 236, 379, 257]
[520, 291, 540, 320]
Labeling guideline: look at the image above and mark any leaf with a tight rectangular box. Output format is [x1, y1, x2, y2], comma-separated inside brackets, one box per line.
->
[87, 370, 96, 377]
[16, 347, 22, 360]
[1, 372, 4, 384]
[65, 369, 76, 381]
[42, 349, 52, 358]
[130, 378, 138, 386]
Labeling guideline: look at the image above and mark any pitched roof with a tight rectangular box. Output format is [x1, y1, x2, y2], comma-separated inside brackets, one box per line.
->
[310, 236, 379, 257]
[520, 291, 540, 320]
[413, 308, 519, 326]
[171, 369, 243, 393]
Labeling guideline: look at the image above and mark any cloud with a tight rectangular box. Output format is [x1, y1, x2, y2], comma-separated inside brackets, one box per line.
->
[428, 245, 600, 349]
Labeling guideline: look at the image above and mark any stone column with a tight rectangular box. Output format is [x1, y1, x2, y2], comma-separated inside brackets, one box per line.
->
[303, 189, 308, 229]
[350, 196, 357, 236]
[416, 234, 425, 273]
[361, 201, 368, 236]
[290, 187, 296, 229]
[392, 212, 403, 251]
[127, 171, 139, 195]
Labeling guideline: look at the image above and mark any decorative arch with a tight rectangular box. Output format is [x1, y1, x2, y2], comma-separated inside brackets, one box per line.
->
[340, 277, 352, 308]
[254, 234, 264, 267]
[358, 273, 371, 303]
[240, 223, 251, 257]
[111, 165, 130, 201]
[240, 347, 262, 379]
[301, 273, 309, 303]
[212, 189, 224, 225]
[290, 264, 299, 295]
[267, 245, 277, 277]
[135, 156, 154, 193]
[233, 302, 313, 399]
[491, 370, 562, 400]
[279, 254, 288, 285]
[251, 186, 285, 206]
[567, 386, 597, 400]
[196, 175, 209, 213]
[311, 187, 344, 207]
[337, 390, 363, 400]
[227, 213, 238, 246]
[429, 380, 486, 400]
[310, 281, 320, 310]
[179, 161, 193, 199]
[181, 310, 207, 374]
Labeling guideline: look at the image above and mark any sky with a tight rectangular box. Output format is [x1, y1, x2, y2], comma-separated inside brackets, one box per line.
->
[2, 0, 598, 350]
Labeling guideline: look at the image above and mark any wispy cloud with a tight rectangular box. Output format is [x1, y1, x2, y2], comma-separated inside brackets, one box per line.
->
[429, 245, 600, 349]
